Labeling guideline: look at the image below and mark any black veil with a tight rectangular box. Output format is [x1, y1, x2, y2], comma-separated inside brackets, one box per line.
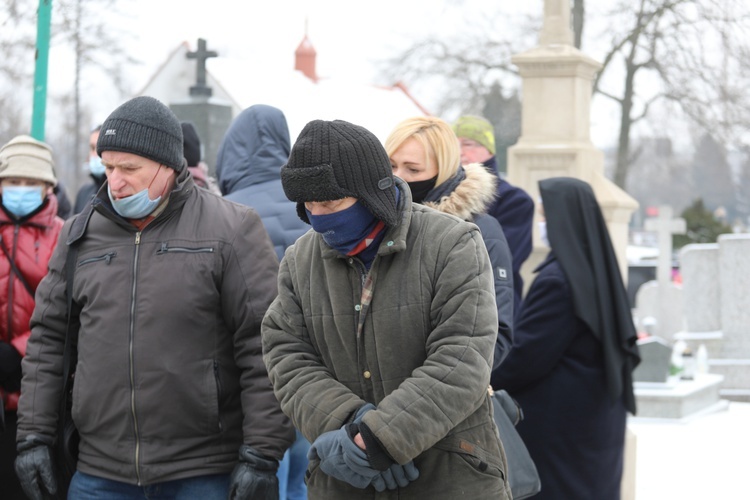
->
[540, 177, 640, 414]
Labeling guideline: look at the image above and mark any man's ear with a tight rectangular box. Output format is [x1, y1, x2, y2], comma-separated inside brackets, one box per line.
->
[45, 184, 54, 196]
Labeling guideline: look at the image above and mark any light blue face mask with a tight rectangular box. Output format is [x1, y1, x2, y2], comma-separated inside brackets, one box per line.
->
[89, 156, 106, 176]
[108, 185, 161, 219]
[2, 186, 45, 218]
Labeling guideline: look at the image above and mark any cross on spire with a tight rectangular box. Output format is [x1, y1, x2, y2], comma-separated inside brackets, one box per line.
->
[186, 38, 218, 97]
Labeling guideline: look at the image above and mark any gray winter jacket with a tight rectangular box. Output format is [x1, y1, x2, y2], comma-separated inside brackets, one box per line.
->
[262, 179, 511, 499]
[18, 168, 294, 485]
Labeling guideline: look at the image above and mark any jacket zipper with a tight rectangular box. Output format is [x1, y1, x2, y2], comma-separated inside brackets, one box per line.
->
[130, 231, 142, 485]
[213, 361, 223, 432]
[156, 243, 214, 254]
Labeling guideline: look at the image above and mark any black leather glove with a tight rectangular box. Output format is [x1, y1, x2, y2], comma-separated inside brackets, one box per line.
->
[0, 342, 22, 392]
[228, 445, 279, 500]
[15, 435, 57, 500]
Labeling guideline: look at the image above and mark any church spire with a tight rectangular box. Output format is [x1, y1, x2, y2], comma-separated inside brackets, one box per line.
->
[295, 19, 318, 82]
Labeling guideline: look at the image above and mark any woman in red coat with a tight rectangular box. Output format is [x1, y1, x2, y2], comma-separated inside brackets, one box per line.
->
[0, 135, 64, 499]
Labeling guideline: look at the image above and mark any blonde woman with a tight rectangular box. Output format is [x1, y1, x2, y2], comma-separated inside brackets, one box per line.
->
[385, 116, 513, 385]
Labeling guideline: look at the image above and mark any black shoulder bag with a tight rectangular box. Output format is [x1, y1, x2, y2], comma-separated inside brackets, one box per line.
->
[492, 389, 542, 499]
[55, 204, 93, 497]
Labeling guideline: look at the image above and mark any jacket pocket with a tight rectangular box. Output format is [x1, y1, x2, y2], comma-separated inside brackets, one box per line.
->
[433, 434, 506, 481]
[78, 252, 117, 266]
[156, 243, 214, 255]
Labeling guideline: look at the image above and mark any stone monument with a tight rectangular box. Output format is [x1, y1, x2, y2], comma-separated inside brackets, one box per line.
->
[506, 2, 638, 498]
[170, 38, 233, 176]
[507, 0, 638, 285]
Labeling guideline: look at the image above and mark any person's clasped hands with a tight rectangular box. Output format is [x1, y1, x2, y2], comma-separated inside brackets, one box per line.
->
[307, 403, 419, 491]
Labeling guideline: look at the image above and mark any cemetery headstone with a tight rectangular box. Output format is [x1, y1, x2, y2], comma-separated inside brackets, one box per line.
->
[679, 243, 721, 333]
[632, 336, 673, 383]
[635, 206, 686, 337]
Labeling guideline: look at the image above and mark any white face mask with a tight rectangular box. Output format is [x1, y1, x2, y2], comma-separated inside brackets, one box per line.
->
[538, 221, 549, 247]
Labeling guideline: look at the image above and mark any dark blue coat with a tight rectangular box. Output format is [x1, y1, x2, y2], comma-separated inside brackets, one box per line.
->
[493, 255, 627, 500]
[216, 105, 309, 260]
[482, 156, 534, 314]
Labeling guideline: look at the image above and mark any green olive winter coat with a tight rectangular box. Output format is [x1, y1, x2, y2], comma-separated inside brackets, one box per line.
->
[17, 169, 294, 485]
[262, 180, 512, 499]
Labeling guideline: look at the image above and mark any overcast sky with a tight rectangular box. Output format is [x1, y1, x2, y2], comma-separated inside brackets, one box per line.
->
[73, 1, 538, 114]
[48, 0, 628, 148]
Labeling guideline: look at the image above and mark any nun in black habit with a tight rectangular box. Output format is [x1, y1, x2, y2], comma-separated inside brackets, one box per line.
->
[493, 177, 640, 500]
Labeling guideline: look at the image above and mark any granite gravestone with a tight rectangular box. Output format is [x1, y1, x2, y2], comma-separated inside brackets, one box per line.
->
[633, 336, 673, 383]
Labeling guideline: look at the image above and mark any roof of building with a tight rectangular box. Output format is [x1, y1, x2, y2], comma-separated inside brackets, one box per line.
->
[138, 38, 430, 142]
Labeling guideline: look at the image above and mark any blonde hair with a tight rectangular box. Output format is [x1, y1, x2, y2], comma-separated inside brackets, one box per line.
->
[384, 116, 460, 187]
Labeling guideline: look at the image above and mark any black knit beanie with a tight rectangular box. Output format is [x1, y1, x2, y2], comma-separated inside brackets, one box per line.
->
[281, 119, 398, 226]
[97, 96, 185, 172]
[181, 122, 201, 167]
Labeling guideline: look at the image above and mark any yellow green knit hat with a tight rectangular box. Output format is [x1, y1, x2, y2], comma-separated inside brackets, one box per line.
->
[452, 115, 496, 155]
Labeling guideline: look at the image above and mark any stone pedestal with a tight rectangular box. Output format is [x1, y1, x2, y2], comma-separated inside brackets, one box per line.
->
[170, 98, 233, 175]
[621, 427, 637, 500]
[508, 43, 637, 289]
[634, 374, 725, 419]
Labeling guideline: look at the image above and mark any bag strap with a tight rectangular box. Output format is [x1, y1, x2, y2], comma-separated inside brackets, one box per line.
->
[0, 234, 35, 298]
[61, 204, 95, 396]
[494, 390, 525, 426]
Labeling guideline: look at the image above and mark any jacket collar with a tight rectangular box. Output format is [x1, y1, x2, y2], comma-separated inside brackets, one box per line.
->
[422, 163, 498, 220]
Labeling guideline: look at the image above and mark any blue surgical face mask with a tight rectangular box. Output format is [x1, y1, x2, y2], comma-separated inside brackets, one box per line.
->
[108, 185, 161, 219]
[89, 156, 106, 176]
[2, 186, 45, 218]
[107, 165, 167, 219]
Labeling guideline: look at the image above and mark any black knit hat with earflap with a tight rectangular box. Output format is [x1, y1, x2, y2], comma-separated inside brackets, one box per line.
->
[281, 119, 398, 226]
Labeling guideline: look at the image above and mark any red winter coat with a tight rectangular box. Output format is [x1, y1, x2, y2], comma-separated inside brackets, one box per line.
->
[1, 195, 63, 411]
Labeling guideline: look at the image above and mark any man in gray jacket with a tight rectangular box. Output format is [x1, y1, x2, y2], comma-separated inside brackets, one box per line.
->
[261, 119, 512, 499]
[14, 96, 294, 500]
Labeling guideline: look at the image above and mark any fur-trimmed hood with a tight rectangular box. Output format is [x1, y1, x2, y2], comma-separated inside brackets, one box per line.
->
[423, 162, 498, 220]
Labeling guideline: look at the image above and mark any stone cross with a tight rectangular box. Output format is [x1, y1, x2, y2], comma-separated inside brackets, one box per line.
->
[540, 0, 573, 46]
[187, 38, 218, 98]
[644, 205, 686, 288]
